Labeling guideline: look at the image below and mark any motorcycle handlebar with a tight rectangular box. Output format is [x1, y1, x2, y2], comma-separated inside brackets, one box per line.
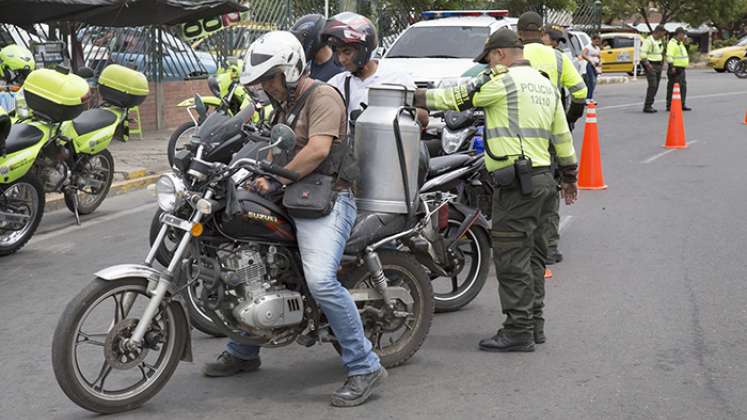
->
[259, 161, 301, 182]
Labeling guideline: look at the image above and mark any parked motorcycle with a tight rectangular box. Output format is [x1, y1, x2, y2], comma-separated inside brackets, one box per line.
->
[0, 64, 147, 255]
[167, 61, 271, 166]
[52, 123, 438, 414]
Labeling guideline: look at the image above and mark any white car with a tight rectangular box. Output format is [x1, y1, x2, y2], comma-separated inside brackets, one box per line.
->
[381, 10, 518, 88]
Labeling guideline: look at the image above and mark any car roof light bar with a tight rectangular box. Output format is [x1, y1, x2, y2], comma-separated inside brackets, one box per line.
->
[420, 10, 510, 20]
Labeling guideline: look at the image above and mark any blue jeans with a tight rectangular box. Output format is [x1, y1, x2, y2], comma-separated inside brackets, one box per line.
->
[584, 62, 598, 99]
[226, 192, 381, 376]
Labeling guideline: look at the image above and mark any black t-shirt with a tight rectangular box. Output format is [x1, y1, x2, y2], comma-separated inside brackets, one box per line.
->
[309, 57, 344, 82]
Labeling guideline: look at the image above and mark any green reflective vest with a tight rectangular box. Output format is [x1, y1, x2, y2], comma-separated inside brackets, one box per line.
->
[666, 39, 689, 68]
[641, 36, 664, 62]
[425, 63, 577, 172]
[523, 42, 587, 104]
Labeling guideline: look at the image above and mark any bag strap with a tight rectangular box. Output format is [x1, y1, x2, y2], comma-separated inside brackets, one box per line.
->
[344, 75, 351, 114]
[284, 81, 323, 130]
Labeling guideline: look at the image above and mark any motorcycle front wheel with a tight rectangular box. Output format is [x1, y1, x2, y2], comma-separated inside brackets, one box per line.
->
[52, 278, 188, 414]
[64, 149, 114, 215]
[341, 251, 434, 369]
[167, 122, 197, 167]
[734, 60, 747, 79]
[0, 173, 45, 256]
[432, 208, 491, 313]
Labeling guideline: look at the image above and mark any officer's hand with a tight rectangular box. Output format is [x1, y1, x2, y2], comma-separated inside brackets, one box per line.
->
[560, 182, 578, 205]
[644, 63, 653, 73]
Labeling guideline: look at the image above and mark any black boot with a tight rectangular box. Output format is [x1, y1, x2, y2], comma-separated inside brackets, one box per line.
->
[331, 367, 388, 407]
[534, 319, 546, 344]
[202, 351, 261, 377]
[479, 330, 535, 352]
[545, 251, 563, 265]
[643, 107, 658, 113]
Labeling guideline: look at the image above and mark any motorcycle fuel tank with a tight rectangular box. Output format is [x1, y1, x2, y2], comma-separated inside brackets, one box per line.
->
[218, 190, 296, 243]
[354, 85, 420, 214]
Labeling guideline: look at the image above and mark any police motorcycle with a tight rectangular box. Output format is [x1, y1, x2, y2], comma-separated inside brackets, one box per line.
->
[0, 64, 147, 256]
[51, 110, 440, 414]
[167, 60, 271, 166]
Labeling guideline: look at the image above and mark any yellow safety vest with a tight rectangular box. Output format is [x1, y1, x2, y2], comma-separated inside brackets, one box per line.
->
[425, 63, 577, 172]
[666, 39, 689, 68]
[523, 42, 587, 104]
[641, 36, 664, 62]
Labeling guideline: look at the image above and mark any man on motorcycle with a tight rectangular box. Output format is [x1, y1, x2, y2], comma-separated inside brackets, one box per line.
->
[203, 31, 386, 408]
[291, 14, 343, 82]
[322, 12, 429, 127]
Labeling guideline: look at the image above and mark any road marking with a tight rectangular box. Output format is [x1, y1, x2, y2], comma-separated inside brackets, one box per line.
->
[29, 203, 155, 244]
[597, 91, 747, 111]
[641, 140, 699, 164]
[559, 215, 574, 233]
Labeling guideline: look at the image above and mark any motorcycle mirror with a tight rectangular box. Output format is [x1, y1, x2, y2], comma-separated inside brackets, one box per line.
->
[0, 113, 10, 151]
[207, 75, 221, 97]
[194, 94, 208, 121]
[75, 67, 95, 79]
[269, 124, 295, 151]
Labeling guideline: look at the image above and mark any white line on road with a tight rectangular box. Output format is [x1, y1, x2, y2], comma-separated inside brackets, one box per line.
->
[641, 140, 699, 164]
[597, 91, 747, 111]
[559, 215, 574, 233]
[30, 203, 155, 244]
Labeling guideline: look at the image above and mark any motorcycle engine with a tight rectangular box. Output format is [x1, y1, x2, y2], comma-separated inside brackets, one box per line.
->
[224, 247, 304, 332]
[37, 143, 70, 191]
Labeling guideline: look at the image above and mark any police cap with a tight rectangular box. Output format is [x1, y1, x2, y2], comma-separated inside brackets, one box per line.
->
[517, 11, 543, 31]
[474, 28, 523, 64]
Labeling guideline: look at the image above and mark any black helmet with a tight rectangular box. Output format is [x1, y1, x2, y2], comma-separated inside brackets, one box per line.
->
[322, 12, 378, 72]
[290, 14, 326, 61]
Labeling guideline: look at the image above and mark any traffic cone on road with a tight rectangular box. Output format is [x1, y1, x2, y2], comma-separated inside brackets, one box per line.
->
[544, 267, 553, 279]
[578, 101, 607, 190]
[743, 110, 747, 125]
[664, 83, 687, 149]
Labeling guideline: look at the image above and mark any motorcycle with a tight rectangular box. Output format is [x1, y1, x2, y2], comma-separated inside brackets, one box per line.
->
[52, 122, 439, 414]
[734, 53, 747, 79]
[0, 64, 147, 255]
[167, 61, 271, 166]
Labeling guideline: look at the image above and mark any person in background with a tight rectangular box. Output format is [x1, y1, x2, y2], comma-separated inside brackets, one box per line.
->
[666, 27, 692, 111]
[290, 14, 343, 82]
[582, 35, 602, 100]
[641, 25, 667, 113]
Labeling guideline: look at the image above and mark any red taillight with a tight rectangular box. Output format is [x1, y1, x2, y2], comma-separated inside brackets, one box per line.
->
[438, 205, 449, 231]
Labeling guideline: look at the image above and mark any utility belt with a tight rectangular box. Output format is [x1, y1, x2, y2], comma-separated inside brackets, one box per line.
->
[489, 157, 551, 195]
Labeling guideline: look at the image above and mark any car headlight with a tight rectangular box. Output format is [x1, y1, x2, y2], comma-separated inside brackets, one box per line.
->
[710, 52, 723, 58]
[156, 172, 186, 212]
[437, 77, 471, 88]
[441, 127, 472, 154]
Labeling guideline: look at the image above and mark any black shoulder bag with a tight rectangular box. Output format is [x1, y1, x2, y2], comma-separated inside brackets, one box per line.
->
[282, 82, 345, 219]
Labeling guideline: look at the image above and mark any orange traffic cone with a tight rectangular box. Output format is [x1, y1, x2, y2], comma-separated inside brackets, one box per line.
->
[544, 267, 553, 279]
[664, 83, 687, 149]
[743, 110, 747, 125]
[578, 101, 607, 190]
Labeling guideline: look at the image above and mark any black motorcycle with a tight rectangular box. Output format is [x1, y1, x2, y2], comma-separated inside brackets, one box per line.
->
[52, 122, 447, 414]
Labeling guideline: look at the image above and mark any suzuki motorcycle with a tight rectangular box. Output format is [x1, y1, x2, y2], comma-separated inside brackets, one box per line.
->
[0, 64, 146, 255]
[52, 123, 438, 414]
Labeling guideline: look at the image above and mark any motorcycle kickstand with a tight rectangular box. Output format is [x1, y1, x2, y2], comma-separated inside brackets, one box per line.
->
[70, 188, 81, 225]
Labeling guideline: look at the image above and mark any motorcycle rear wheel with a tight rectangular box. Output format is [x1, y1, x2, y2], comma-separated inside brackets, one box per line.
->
[0, 173, 45, 256]
[64, 149, 114, 215]
[340, 251, 434, 369]
[52, 278, 188, 414]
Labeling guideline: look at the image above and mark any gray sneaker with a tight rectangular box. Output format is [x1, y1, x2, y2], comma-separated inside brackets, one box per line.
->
[202, 351, 261, 377]
[330, 367, 388, 407]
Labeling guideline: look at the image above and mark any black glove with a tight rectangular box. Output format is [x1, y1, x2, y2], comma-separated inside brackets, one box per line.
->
[566, 101, 585, 126]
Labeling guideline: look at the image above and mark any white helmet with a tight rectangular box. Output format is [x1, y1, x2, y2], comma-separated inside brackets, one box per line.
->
[240, 31, 306, 86]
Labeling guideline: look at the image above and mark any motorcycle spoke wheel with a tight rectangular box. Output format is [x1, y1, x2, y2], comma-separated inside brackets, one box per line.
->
[66, 150, 114, 215]
[0, 174, 44, 256]
[432, 220, 482, 299]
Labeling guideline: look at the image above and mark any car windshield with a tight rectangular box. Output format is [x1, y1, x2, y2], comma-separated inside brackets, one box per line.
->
[738, 36, 747, 47]
[386, 26, 490, 59]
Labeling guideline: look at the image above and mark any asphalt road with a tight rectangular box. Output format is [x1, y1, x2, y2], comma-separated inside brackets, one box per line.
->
[1, 70, 746, 420]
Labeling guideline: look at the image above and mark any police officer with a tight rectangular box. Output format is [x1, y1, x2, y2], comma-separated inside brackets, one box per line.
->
[666, 27, 692, 111]
[414, 28, 578, 352]
[517, 12, 586, 265]
[641, 25, 667, 113]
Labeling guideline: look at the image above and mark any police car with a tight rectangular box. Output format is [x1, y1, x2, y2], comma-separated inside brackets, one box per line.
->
[381, 10, 518, 88]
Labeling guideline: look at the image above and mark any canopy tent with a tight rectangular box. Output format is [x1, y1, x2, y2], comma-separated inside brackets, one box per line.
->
[0, 0, 247, 27]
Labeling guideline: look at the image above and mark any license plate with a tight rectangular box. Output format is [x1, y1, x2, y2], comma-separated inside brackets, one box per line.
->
[160, 213, 193, 231]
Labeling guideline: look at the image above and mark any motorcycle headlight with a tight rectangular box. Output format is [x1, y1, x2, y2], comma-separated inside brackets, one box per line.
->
[156, 173, 186, 212]
[441, 127, 472, 155]
[207, 75, 222, 97]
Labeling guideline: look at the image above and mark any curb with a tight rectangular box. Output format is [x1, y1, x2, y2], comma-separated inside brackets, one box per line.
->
[45, 168, 162, 213]
[597, 76, 630, 85]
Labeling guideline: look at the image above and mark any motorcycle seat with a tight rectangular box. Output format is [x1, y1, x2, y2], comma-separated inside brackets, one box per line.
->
[344, 211, 407, 255]
[428, 154, 473, 177]
[3, 123, 44, 154]
[72, 108, 118, 135]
